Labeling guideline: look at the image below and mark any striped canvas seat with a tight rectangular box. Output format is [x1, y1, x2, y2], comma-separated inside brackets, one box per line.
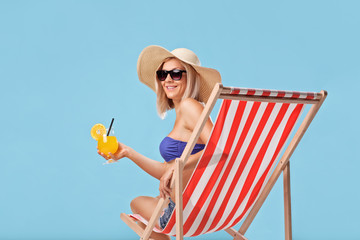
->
[121, 84, 326, 240]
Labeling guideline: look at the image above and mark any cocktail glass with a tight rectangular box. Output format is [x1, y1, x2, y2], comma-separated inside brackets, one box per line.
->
[98, 134, 118, 157]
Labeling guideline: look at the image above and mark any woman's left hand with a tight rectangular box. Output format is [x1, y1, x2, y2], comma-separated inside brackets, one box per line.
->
[159, 167, 174, 199]
[97, 142, 129, 162]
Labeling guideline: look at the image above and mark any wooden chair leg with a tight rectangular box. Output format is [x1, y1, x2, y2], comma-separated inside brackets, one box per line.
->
[283, 162, 292, 240]
[120, 213, 144, 237]
[225, 228, 248, 240]
[142, 197, 169, 240]
[175, 158, 184, 240]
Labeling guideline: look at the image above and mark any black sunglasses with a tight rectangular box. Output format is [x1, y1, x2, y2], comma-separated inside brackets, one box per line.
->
[156, 69, 186, 81]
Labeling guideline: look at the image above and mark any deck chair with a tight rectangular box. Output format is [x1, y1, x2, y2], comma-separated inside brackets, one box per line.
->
[121, 83, 327, 240]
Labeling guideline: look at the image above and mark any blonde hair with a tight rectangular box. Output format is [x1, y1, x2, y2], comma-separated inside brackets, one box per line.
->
[155, 58, 200, 119]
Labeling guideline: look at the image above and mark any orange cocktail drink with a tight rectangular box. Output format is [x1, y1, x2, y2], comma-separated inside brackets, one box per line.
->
[91, 121, 119, 158]
[98, 135, 118, 157]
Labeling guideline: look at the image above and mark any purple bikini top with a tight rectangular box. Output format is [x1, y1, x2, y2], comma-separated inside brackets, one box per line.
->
[159, 136, 205, 162]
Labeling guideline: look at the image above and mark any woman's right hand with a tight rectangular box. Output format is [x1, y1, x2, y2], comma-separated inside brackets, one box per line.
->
[97, 142, 130, 162]
[159, 167, 174, 199]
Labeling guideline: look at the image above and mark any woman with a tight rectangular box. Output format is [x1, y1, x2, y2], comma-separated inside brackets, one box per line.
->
[98, 46, 221, 239]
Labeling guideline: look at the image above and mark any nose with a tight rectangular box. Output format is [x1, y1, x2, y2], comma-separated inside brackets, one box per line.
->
[164, 74, 173, 82]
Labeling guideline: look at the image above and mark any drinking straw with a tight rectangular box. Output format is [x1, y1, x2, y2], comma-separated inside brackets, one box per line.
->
[107, 118, 114, 136]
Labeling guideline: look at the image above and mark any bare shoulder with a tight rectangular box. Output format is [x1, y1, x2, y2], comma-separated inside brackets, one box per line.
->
[180, 98, 204, 115]
[179, 98, 205, 130]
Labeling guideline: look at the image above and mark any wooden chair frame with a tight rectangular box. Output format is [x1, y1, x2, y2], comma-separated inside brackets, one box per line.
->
[121, 83, 327, 240]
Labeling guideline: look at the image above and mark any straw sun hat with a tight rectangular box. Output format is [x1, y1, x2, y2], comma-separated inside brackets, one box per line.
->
[137, 45, 221, 103]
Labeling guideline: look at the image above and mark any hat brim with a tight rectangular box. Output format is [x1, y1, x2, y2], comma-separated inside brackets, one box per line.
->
[137, 45, 221, 103]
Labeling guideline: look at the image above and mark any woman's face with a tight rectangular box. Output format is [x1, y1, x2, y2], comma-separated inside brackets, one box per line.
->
[160, 58, 187, 102]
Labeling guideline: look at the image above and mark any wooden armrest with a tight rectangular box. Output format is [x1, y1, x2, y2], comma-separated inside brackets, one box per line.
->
[120, 213, 144, 237]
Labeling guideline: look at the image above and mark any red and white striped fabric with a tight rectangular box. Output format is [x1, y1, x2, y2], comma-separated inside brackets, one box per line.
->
[130, 88, 309, 237]
[228, 87, 321, 100]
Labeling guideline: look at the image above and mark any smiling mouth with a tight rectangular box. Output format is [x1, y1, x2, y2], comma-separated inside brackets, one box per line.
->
[166, 86, 177, 90]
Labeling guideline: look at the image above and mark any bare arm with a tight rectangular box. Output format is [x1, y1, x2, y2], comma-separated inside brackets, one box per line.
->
[126, 146, 166, 180]
[98, 142, 166, 180]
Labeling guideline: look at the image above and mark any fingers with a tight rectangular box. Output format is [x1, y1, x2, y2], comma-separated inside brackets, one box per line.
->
[162, 190, 170, 198]
[159, 174, 173, 199]
[108, 152, 116, 160]
[159, 187, 170, 199]
[160, 187, 168, 198]
[163, 179, 171, 195]
[97, 150, 110, 160]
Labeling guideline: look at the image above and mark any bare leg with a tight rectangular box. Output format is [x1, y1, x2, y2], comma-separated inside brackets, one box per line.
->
[131, 196, 170, 240]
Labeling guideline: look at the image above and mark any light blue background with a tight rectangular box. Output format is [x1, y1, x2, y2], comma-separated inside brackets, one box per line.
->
[1, 1, 359, 239]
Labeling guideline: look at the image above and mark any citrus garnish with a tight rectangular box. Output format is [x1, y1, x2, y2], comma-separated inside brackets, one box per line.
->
[91, 123, 106, 141]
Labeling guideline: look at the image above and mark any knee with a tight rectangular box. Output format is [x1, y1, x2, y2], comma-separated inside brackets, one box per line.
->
[130, 196, 141, 213]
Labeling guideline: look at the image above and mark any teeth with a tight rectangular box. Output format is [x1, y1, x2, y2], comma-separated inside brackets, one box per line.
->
[167, 86, 176, 89]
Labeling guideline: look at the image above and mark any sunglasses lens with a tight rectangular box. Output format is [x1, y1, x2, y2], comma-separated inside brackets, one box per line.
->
[157, 70, 185, 81]
[156, 70, 167, 81]
[170, 70, 183, 80]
